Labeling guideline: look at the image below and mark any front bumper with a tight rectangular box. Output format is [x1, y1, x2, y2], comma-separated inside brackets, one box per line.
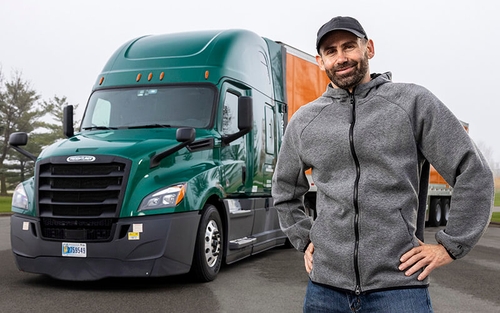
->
[10, 212, 200, 281]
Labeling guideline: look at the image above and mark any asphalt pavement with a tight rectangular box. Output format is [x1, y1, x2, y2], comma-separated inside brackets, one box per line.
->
[1, 213, 499, 313]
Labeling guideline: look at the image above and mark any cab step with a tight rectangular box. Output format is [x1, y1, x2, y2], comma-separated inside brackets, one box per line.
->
[229, 236, 257, 250]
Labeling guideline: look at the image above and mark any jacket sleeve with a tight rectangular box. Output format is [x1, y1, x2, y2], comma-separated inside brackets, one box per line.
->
[272, 118, 313, 252]
[414, 87, 494, 259]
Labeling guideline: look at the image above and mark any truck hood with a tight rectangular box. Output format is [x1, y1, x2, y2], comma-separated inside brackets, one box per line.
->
[39, 128, 201, 161]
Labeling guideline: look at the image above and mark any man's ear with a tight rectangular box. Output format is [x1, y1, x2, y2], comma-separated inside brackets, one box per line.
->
[316, 54, 326, 71]
[366, 39, 375, 59]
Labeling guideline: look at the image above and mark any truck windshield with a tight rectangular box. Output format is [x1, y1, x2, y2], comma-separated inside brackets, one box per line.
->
[81, 85, 216, 130]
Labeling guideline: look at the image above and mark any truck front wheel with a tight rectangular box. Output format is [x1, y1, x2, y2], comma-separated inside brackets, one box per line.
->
[191, 204, 223, 282]
[428, 198, 442, 227]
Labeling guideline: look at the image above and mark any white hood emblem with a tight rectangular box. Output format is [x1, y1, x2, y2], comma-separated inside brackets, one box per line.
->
[66, 155, 96, 162]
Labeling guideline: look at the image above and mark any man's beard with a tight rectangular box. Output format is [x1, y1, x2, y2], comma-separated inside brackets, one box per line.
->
[325, 52, 369, 91]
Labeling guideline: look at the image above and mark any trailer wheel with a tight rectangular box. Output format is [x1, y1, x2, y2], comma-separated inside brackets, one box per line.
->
[428, 198, 442, 227]
[191, 204, 223, 282]
[304, 193, 317, 220]
[441, 198, 450, 226]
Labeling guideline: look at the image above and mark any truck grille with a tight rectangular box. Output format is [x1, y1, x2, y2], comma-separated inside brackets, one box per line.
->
[36, 155, 131, 241]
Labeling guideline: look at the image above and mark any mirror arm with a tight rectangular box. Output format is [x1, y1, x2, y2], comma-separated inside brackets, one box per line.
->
[221, 127, 251, 146]
[150, 141, 192, 168]
[9, 145, 37, 161]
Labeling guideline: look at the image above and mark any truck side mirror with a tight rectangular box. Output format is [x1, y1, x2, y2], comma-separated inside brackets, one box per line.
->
[176, 127, 196, 142]
[63, 105, 74, 138]
[222, 96, 253, 145]
[238, 96, 253, 130]
[9, 132, 37, 161]
[9, 132, 28, 146]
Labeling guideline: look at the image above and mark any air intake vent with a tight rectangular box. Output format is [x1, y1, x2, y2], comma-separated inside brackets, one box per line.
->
[188, 138, 214, 152]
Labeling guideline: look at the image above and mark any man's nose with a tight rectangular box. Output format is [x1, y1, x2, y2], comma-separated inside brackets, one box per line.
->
[336, 50, 348, 63]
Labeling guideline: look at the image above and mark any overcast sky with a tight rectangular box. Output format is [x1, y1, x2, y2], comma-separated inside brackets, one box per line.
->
[1, 0, 499, 167]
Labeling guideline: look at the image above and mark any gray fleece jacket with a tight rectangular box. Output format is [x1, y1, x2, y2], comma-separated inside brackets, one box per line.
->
[272, 72, 494, 294]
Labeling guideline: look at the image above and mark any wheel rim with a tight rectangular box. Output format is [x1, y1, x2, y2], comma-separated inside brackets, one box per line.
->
[443, 202, 450, 221]
[435, 203, 442, 222]
[204, 219, 221, 268]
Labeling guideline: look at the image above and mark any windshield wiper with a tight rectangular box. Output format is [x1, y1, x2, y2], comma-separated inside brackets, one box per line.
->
[82, 126, 118, 131]
[127, 124, 172, 129]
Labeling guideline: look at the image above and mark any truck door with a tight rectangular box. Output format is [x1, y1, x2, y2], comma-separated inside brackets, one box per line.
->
[220, 85, 255, 259]
[263, 104, 275, 192]
[251, 102, 283, 253]
[220, 87, 248, 195]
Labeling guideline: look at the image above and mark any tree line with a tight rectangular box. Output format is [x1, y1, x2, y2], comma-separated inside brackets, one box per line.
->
[0, 69, 78, 196]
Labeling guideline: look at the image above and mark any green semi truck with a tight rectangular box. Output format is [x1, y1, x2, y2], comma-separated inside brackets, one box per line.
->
[9, 29, 328, 281]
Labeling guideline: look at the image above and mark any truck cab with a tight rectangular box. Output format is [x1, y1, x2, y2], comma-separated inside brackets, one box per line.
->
[9, 29, 294, 281]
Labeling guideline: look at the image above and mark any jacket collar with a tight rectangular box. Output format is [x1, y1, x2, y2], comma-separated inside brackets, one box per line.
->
[322, 72, 392, 100]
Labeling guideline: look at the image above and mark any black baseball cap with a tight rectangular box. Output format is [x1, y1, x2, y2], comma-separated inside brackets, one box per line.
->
[316, 16, 367, 52]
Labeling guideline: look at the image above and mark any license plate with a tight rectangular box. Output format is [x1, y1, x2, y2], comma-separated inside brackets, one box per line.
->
[62, 242, 87, 257]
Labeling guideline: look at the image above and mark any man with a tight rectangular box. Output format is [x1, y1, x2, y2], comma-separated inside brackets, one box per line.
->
[272, 16, 494, 312]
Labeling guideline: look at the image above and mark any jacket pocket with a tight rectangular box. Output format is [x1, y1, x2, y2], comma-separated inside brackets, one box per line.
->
[398, 208, 419, 247]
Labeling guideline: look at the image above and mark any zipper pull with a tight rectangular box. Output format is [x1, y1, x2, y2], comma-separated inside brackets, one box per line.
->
[355, 285, 361, 295]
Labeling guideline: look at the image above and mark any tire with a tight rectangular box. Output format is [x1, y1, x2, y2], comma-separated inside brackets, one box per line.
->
[428, 197, 442, 227]
[441, 198, 450, 226]
[304, 194, 317, 220]
[191, 204, 223, 282]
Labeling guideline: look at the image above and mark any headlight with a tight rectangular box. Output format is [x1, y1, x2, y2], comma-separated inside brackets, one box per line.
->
[139, 183, 186, 211]
[12, 183, 28, 210]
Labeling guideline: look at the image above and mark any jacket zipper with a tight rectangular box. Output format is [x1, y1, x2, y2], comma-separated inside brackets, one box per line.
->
[349, 92, 362, 295]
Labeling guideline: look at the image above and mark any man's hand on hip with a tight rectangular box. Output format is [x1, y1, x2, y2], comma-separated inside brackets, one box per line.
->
[399, 240, 453, 281]
[304, 242, 315, 274]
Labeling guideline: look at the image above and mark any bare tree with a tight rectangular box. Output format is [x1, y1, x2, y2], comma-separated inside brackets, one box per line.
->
[476, 141, 498, 176]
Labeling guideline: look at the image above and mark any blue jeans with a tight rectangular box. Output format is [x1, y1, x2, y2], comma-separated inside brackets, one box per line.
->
[304, 280, 433, 313]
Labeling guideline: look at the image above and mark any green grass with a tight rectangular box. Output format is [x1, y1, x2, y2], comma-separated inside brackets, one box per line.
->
[0, 195, 12, 213]
[495, 190, 500, 207]
[492, 212, 500, 223]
